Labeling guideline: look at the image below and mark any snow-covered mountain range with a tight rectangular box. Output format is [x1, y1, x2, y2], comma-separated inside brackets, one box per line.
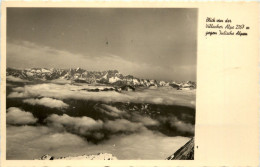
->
[6, 68, 196, 89]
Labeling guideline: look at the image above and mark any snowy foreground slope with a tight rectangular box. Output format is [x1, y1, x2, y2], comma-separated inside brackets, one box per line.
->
[36, 153, 117, 160]
[36, 139, 194, 160]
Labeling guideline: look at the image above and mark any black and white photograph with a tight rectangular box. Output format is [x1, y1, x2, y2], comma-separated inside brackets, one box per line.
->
[6, 8, 197, 160]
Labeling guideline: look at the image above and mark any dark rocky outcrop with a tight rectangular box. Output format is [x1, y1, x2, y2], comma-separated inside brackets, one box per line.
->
[120, 85, 135, 91]
[166, 138, 194, 160]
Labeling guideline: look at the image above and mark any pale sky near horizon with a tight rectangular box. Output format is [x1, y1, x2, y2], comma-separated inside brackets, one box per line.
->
[7, 8, 197, 81]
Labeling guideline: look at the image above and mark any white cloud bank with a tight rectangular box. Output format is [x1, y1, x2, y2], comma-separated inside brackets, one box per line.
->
[46, 114, 104, 139]
[7, 107, 38, 125]
[171, 117, 194, 134]
[131, 113, 159, 126]
[7, 125, 190, 160]
[8, 83, 195, 108]
[23, 97, 69, 109]
[45, 114, 147, 140]
[159, 116, 194, 134]
[105, 119, 145, 133]
[7, 125, 87, 160]
[6, 76, 28, 83]
[94, 104, 159, 126]
[95, 104, 129, 118]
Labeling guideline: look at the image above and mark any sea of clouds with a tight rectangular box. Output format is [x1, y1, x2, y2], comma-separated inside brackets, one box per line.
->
[6, 104, 194, 159]
[8, 83, 195, 108]
[6, 81, 195, 160]
[7, 124, 190, 160]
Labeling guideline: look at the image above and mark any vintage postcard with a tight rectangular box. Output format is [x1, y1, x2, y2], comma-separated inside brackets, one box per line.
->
[1, 1, 259, 167]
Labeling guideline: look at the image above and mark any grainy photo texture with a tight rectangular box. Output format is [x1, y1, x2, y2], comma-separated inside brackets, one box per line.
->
[6, 8, 197, 160]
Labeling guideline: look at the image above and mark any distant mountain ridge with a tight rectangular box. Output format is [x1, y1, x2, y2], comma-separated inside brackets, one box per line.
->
[6, 67, 196, 89]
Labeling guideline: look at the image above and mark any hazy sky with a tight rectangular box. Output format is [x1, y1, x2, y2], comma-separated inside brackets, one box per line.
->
[7, 8, 197, 81]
